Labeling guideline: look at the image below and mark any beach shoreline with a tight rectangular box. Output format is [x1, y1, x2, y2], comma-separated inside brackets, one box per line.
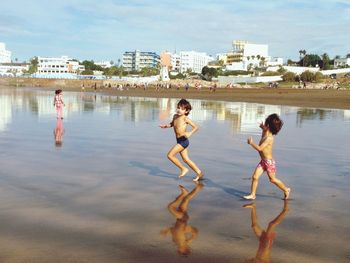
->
[1, 78, 350, 109]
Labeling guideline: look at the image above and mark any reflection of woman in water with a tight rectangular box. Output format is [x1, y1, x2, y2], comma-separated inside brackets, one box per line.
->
[243, 200, 289, 263]
[54, 118, 64, 147]
[160, 183, 204, 256]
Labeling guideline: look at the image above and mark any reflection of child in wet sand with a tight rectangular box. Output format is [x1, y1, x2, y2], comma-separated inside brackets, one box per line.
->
[243, 200, 289, 263]
[54, 118, 64, 147]
[244, 114, 290, 200]
[159, 99, 203, 181]
[160, 183, 204, 256]
[53, 89, 65, 119]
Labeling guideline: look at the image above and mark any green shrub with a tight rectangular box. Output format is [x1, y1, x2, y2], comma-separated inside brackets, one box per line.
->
[169, 73, 186, 79]
[282, 72, 297, 82]
[300, 70, 316, 82]
[261, 71, 280, 76]
[315, 72, 325, 81]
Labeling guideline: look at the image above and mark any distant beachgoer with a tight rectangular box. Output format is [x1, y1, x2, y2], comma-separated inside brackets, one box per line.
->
[185, 83, 190, 92]
[160, 183, 203, 256]
[244, 114, 290, 200]
[53, 89, 65, 119]
[176, 84, 180, 90]
[303, 81, 306, 89]
[243, 200, 289, 263]
[159, 99, 203, 181]
[54, 118, 64, 147]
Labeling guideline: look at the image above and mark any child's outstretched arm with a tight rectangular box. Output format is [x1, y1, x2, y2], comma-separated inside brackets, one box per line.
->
[159, 115, 174, 128]
[184, 117, 198, 138]
[247, 136, 271, 152]
[159, 123, 172, 128]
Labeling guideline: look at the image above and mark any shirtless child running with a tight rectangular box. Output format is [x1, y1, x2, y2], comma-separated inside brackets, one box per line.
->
[244, 113, 290, 200]
[160, 99, 203, 182]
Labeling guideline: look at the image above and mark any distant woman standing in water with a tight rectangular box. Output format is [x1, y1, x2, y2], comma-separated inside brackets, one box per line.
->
[53, 89, 65, 119]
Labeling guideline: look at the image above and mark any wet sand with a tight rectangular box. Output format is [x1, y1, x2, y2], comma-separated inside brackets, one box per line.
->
[0, 88, 349, 262]
[2, 85, 349, 110]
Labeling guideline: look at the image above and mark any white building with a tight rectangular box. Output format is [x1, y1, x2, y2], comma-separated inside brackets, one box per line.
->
[0, 42, 12, 63]
[37, 56, 85, 75]
[122, 50, 160, 71]
[171, 53, 181, 72]
[216, 53, 228, 64]
[225, 40, 282, 71]
[95, 61, 113, 68]
[266, 57, 284, 67]
[334, 58, 350, 68]
[0, 63, 29, 77]
[179, 51, 213, 74]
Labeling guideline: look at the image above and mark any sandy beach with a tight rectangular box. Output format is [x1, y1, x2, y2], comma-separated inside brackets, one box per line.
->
[1, 77, 350, 109]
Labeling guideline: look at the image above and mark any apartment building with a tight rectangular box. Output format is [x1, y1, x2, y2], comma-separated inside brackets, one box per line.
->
[179, 51, 213, 74]
[37, 56, 85, 74]
[0, 42, 12, 63]
[122, 50, 160, 71]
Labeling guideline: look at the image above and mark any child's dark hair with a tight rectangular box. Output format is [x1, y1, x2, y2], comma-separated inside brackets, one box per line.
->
[265, 113, 283, 135]
[177, 99, 192, 116]
[55, 89, 62, 94]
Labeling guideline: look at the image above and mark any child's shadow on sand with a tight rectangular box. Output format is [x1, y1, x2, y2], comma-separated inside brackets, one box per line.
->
[201, 178, 274, 200]
[204, 178, 247, 199]
[129, 161, 275, 200]
[129, 161, 177, 179]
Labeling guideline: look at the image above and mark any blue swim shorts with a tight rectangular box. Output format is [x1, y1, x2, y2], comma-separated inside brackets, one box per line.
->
[176, 136, 189, 149]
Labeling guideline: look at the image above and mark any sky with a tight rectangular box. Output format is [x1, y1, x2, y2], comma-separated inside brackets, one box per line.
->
[1, 0, 349, 62]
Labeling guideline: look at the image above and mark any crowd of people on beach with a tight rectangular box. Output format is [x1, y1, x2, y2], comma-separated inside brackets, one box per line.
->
[80, 82, 235, 92]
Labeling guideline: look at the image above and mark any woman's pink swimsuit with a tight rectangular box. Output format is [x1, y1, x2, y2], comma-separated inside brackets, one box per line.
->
[54, 95, 63, 119]
[257, 159, 276, 173]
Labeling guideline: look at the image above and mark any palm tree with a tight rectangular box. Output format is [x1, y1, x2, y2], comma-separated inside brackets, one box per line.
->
[322, 53, 330, 70]
[247, 63, 253, 71]
[302, 50, 306, 66]
[259, 57, 266, 67]
[299, 49, 306, 66]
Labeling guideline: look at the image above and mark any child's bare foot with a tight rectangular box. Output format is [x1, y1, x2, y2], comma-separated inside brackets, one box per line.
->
[243, 203, 256, 209]
[284, 188, 291, 200]
[243, 194, 256, 200]
[193, 172, 204, 182]
[178, 168, 189, 178]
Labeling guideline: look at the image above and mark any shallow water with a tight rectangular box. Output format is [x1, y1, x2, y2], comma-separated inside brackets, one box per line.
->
[0, 87, 349, 263]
